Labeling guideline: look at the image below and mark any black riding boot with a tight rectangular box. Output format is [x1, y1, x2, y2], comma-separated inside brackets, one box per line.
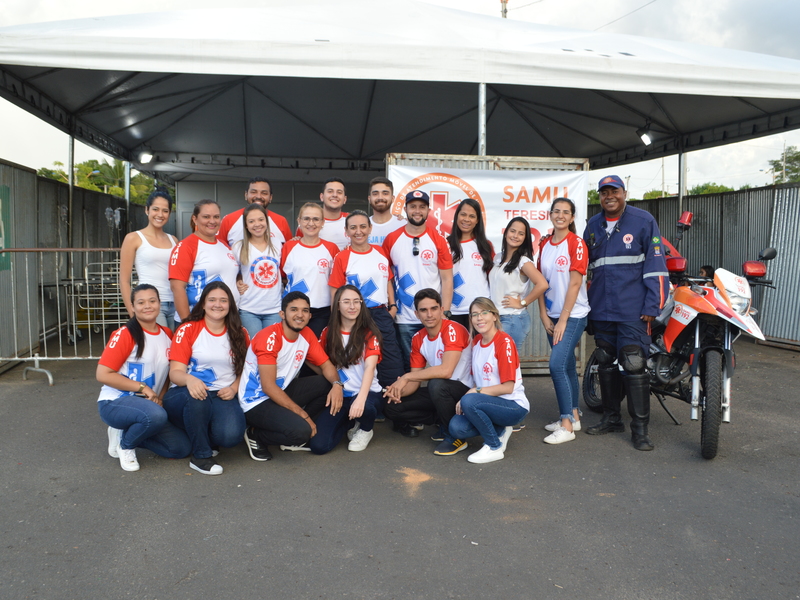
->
[586, 366, 625, 435]
[625, 373, 654, 451]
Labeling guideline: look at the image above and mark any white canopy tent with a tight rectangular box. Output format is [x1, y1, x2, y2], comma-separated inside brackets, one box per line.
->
[2, 0, 800, 183]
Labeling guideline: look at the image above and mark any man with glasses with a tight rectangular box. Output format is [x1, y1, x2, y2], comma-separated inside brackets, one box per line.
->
[383, 289, 472, 452]
[217, 177, 292, 249]
[383, 190, 454, 371]
[583, 175, 669, 451]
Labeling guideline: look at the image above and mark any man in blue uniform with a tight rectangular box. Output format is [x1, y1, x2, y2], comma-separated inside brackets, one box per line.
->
[583, 175, 669, 451]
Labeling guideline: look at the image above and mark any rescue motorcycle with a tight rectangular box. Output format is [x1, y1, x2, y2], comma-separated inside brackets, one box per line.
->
[582, 211, 777, 459]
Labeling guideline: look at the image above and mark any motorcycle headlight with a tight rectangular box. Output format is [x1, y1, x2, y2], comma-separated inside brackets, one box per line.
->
[727, 291, 751, 316]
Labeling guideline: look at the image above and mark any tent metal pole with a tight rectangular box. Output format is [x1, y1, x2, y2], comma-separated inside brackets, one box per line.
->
[68, 135, 74, 247]
[478, 83, 487, 156]
[678, 152, 687, 214]
[124, 161, 131, 233]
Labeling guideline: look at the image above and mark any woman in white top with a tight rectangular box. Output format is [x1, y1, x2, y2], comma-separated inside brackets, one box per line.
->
[234, 203, 282, 337]
[96, 284, 190, 472]
[489, 216, 548, 351]
[449, 297, 529, 464]
[446, 199, 494, 330]
[537, 198, 591, 445]
[119, 191, 178, 330]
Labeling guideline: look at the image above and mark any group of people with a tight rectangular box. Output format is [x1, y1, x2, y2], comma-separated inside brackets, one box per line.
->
[98, 173, 668, 474]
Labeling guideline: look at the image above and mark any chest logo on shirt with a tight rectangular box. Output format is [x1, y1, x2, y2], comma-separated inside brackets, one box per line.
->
[471, 251, 482, 265]
[436, 348, 444, 361]
[420, 249, 435, 265]
[227, 252, 237, 263]
[317, 258, 330, 274]
[623, 233, 634, 249]
[482, 362, 494, 378]
[251, 256, 280, 289]
[555, 255, 568, 269]
[294, 350, 306, 367]
[378, 261, 388, 273]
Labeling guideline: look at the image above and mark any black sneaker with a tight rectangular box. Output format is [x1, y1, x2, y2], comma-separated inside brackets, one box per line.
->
[244, 428, 273, 461]
[190, 456, 223, 475]
[430, 425, 447, 442]
[434, 439, 469, 456]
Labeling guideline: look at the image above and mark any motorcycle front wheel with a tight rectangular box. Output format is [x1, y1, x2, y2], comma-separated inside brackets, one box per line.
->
[581, 353, 603, 413]
[700, 349, 724, 459]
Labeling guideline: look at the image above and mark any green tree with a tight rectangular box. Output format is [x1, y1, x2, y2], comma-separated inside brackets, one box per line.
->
[738, 184, 753, 190]
[642, 189, 672, 199]
[588, 189, 600, 205]
[38, 159, 158, 205]
[689, 182, 734, 195]
[768, 145, 800, 184]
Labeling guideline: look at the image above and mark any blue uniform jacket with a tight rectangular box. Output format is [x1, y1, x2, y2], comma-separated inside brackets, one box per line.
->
[583, 205, 669, 322]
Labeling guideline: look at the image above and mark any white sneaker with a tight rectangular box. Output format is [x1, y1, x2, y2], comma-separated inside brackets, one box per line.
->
[544, 427, 577, 445]
[107, 426, 122, 458]
[498, 426, 513, 453]
[279, 444, 311, 452]
[467, 444, 505, 464]
[544, 419, 581, 432]
[347, 420, 361, 441]
[348, 428, 374, 452]
[118, 448, 140, 472]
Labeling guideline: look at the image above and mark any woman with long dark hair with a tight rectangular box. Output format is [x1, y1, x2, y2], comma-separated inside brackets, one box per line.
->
[169, 199, 240, 323]
[489, 216, 548, 351]
[319, 285, 384, 452]
[162, 281, 249, 475]
[234, 203, 282, 337]
[96, 284, 190, 472]
[537, 197, 590, 444]
[446, 199, 494, 330]
[119, 191, 178, 329]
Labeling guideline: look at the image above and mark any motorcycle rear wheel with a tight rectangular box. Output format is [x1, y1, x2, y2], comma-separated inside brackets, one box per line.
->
[700, 350, 723, 459]
[581, 353, 603, 413]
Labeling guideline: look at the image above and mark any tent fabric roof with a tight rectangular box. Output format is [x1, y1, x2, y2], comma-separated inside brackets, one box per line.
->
[2, 0, 800, 181]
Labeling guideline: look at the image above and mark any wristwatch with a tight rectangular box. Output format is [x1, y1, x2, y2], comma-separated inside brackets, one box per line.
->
[388, 303, 397, 310]
[476, 387, 482, 393]
[137, 382, 146, 393]
[520, 299, 527, 307]
[333, 380, 344, 387]
[443, 310, 452, 319]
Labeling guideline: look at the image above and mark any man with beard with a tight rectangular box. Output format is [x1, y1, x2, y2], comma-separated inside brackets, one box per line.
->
[367, 177, 406, 245]
[237, 291, 344, 459]
[383, 190, 454, 370]
[217, 177, 292, 249]
[319, 178, 350, 250]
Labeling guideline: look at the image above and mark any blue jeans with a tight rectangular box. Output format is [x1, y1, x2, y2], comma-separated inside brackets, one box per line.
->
[240, 310, 281, 338]
[162, 386, 246, 459]
[449, 393, 529, 450]
[546, 316, 587, 420]
[396, 323, 424, 372]
[157, 301, 176, 332]
[98, 397, 191, 458]
[500, 312, 531, 352]
[309, 390, 382, 455]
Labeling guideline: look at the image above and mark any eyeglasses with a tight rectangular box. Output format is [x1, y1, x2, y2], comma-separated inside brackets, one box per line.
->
[412, 237, 420, 256]
[339, 299, 362, 307]
[469, 310, 493, 319]
[550, 209, 572, 216]
[300, 216, 322, 224]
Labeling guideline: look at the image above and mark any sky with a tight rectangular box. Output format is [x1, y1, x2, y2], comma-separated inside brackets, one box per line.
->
[1, 0, 799, 197]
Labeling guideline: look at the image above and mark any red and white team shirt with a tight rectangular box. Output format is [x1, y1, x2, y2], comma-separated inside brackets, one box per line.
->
[471, 331, 529, 410]
[319, 328, 382, 397]
[538, 232, 590, 320]
[238, 323, 329, 411]
[328, 245, 392, 308]
[97, 325, 172, 402]
[169, 320, 249, 391]
[452, 239, 493, 316]
[296, 214, 349, 251]
[168, 234, 240, 319]
[369, 215, 406, 246]
[217, 208, 292, 251]
[382, 226, 454, 324]
[233, 241, 282, 314]
[280, 239, 340, 308]
[409, 319, 474, 387]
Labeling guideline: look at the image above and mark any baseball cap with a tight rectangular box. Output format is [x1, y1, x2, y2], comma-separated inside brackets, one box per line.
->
[404, 190, 430, 205]
[597, 175, 625, 191]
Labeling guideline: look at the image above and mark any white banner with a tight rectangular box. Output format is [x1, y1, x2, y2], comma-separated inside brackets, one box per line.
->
[387, 166, 588, 252]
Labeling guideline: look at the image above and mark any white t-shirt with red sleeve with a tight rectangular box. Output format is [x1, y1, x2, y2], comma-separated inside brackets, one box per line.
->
[320, 327, 382, 397]
[233, 240, 282, 314]
[296, 214, 349, 251]
[452, 239, 493, 316]
[538, 232, 590, 320]
[238, 323, 330, 412]
[218, 208, 292, 251]
[168, 234, 240, 318]
[471, 330, 529, 410]
[328, 245, 392, 308]
[169, 320, 249, 391]
[409, 319, 474, 387]
[382, 226, 454, 324]
[280, 239, 340, 308]
[97, 325, 172, 402]
[369, 215, 406, 246]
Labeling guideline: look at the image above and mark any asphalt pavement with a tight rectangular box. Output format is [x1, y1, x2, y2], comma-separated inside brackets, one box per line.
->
[1, 339, 798, 600]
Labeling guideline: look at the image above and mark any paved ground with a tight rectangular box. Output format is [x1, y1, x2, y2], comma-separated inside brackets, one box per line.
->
[1, 339, 798, 600]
